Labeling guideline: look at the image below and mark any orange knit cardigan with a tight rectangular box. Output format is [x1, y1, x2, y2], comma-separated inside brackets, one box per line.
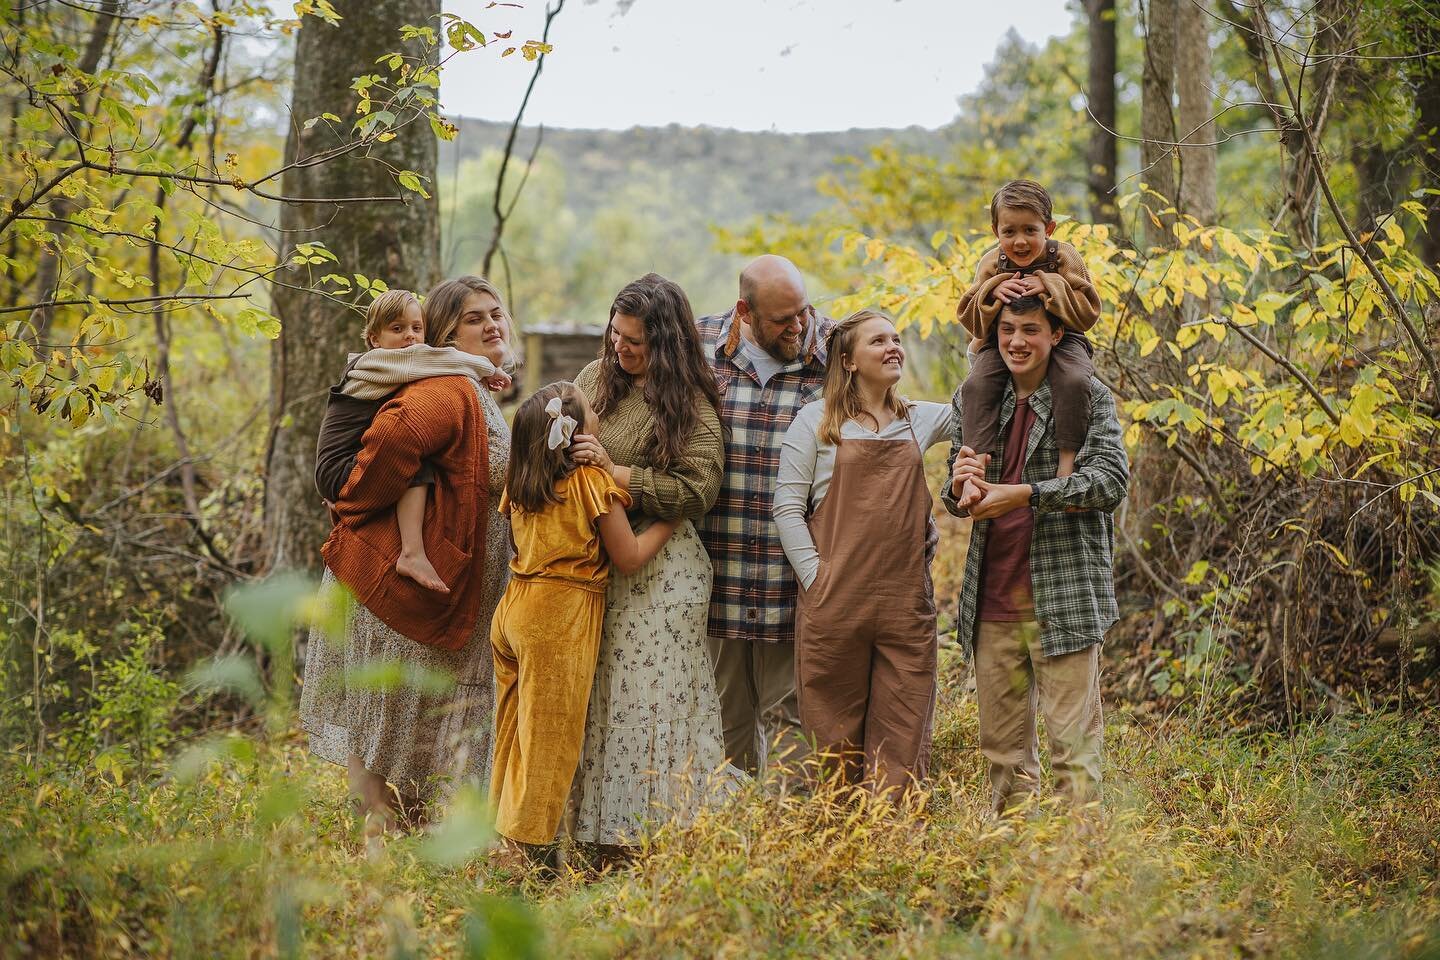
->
[321, 375, 492, 650]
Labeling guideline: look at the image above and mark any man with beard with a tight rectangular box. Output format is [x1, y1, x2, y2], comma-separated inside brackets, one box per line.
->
[695, 255, 833, 777]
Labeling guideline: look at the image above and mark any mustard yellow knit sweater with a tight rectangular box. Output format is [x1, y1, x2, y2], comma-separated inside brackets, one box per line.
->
[574, 359, 724, 522]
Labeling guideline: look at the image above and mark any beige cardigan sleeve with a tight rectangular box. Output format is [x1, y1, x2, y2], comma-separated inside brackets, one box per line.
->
[955, 247, 1006, 340]
[1035, 241, 1102, 333]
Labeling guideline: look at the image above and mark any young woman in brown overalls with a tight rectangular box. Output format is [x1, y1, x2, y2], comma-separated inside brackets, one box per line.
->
[773, 310, 954, 795]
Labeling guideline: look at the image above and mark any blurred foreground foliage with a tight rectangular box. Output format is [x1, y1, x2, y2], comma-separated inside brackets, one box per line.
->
[3, 671, 1438, 957]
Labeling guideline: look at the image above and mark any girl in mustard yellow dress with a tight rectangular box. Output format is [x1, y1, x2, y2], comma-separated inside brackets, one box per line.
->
[489, 381, 678, 857]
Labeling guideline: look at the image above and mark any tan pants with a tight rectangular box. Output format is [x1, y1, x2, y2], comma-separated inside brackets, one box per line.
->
[706, 635, 807, 775]
[974, 620, 1103, 815]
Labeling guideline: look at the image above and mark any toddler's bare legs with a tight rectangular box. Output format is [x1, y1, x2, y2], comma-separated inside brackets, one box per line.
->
[394, 485, 448, 593]
[1057, 448, 1077, 479]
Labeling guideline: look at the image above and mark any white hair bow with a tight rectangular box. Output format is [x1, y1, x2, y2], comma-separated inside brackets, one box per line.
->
[545, 396, 578, 451]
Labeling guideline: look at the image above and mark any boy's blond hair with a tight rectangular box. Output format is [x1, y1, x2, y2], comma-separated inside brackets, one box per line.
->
[363, 289, 421, 345]
[989, 179, 1054, 229]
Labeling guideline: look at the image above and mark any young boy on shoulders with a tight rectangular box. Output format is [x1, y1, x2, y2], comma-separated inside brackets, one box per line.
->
[953, 179, 1101, 509]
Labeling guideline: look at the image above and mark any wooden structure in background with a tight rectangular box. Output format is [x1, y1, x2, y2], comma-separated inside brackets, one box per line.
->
[520, 323, 606, 395]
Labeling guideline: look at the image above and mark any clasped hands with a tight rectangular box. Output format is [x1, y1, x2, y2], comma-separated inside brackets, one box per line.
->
[992, 272, 1044, 304]
[950, 446, 1030, 520]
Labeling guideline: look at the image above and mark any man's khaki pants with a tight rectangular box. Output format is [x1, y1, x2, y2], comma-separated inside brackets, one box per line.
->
[706, 635, 808, 776]
[974, 620, 1103, 815]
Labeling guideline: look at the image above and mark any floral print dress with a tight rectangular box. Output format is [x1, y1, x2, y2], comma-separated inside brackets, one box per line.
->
[300, 383, 512, 800]
[569, 360, 729, 844]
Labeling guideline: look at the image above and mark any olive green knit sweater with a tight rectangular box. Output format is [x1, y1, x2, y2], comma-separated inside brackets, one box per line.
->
[574, 359, 724, 522]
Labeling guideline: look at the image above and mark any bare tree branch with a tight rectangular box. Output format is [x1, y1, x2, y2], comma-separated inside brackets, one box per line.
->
[0, 293, 252, 315]
[482, 0, 565, 278]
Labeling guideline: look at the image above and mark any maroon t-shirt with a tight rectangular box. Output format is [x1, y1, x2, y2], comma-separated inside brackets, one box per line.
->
[978, 396, 1036, 621]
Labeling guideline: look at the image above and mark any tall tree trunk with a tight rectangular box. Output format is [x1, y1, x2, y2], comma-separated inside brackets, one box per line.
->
[1277, 0, 1357, 249]
[26, 0, 120, 347]
[1131, 0, 1186, 553]
[1176, 0, 1216, 225]
[263, 0, 442, 574]
[1141, 0, 1180, 352]
[1175, 0, 1217, 328]
[1141, 0, 1178, 260]
[1413, 22, 1440, 269]
[1086, 0, 1119, 227]
[1353, 143, 1411, 238]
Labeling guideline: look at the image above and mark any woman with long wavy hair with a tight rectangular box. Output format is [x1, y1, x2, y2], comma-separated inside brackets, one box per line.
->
[300, 275, 516, 840]
[565, 272, 728, 848]
[772, 309, 953, 795]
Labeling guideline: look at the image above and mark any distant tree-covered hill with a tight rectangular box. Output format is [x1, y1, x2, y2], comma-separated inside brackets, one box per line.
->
[440, 118, 957, 224]
[434, 119, 958, 326]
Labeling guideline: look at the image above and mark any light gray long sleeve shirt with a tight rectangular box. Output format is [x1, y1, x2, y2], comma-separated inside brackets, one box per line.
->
[773, 399, 953, 588]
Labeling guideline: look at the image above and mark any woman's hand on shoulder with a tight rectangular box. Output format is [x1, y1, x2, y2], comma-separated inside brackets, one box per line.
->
[570, 434, 614, 475]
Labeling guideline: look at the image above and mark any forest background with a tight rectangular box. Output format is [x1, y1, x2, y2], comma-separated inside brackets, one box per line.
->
[2, 0, 1439, 957]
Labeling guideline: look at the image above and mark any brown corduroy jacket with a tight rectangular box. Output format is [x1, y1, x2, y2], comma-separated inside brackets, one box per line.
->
[321, 376, 491, 650]
[955, 239, 1101, 341]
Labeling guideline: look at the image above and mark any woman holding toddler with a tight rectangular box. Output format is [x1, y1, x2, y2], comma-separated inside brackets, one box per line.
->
[300, 275, 516, 838]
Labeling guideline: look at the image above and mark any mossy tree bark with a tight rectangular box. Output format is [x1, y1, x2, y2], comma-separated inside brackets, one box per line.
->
[263, 0, 442, 574]
[1085, 0, 1119, 227]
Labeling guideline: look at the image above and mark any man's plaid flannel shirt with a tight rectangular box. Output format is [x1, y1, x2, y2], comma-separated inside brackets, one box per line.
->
[942, 375, 1130, 659]
[694, 309, 832, 643]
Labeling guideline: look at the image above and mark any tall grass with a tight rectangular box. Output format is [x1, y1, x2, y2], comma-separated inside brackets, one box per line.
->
[3, 689, 1437, 958]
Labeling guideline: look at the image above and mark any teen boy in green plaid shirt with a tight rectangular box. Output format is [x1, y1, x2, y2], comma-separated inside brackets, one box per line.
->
[943, 295, 1129, 815]
[695, 255, 832, 775]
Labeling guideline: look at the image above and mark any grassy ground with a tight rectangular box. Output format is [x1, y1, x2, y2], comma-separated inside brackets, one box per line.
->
[4, 676, 1438, 959]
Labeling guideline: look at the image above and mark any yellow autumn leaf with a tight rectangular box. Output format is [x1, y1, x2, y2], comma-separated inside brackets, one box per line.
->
[1207, 372, 1229, 407]
[1383, 219, 1405, 247]
[1337, 416, 1364, 448]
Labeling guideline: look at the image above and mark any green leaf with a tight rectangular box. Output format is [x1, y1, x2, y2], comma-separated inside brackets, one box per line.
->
[169, 733, 257, 783]
[256, 782, 303, 826]
[223, 571, 319, 655]
[430, 115, 459, 141]
[17, 107, 50, 133]
[344, 658, 456, 695]
[462, 896, 543, 960]
[397, 170, 431, 198]
[187, 655, 265, 707]
[418, 784, 494, 866]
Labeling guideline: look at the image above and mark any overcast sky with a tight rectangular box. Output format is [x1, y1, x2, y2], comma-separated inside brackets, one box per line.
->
[439, 0, 1074, 133]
